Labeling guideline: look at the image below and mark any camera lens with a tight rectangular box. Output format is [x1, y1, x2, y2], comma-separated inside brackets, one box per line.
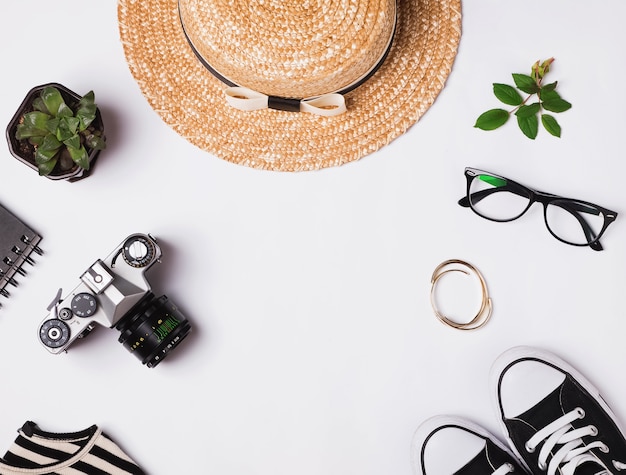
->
[116, 293, 191, 368]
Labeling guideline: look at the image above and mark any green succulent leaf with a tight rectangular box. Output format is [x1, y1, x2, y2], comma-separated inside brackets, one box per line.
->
[56, 117, 80, 140]
[77, 91, 97, 129]
[16, 123, 46, 140]
[517, 114, 539, 139]
[38, 133, 62, 153]
[63, 134, 81, 150]
[35, 146, 59, 164]
[56, 102, 74, 119]
[541, 114, 561, 137]
[29, 136, 45, 146]
[512, 73, 539, 94]
[475, 109, 509, 130]
[493, 83, 523, 106]
[84, 133, 106, 151]
[69, 145, 90, 170]
[32, 97, 48, 113]
[515, 103, 541, 118]
[41, 86, 65, 116]
[79, 91, 95, 107]
[22, 111, 50, 130]
[36, 156, 58, 176]
[16, 112, 50, 139]
[45, 117, 60, 135]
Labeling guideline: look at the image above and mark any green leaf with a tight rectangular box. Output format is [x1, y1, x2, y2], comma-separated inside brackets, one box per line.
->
[69, 145, 90, 169]
[512, 73, 539, 94]
[77, 91, 97, 129]
[22, 111, 50, 131]
[541, 114, 561, 137]
[29, 136, 44, 146]
[541, 81, 558, 93]
[79, 91, 95, 107]
[56, 117, 79, 141]
[40, 86, 65, 116]
[38, 134, 62, 153]
[45, 117, 60, 135]
[542, 97, 572, 113]
[63, 134, 81, 150]
[493, 83, 523, 106]
[35, 147, 59, 164]
[37, 156, 58, 176]
[16, 113, 50, 139]
[32, 97, 47, 113]
[539, 88, 561, 101]
[16, 124, 47, 140]
[475, 109, 509, 130]
[56, 102, 74, 119]
[76, 105, 96, 130]
[515, 103, 541, 118]
[84, 133, 106, 151]
[517, 114, 539, 139]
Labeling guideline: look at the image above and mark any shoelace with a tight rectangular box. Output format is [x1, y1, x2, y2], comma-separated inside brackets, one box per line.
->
[524, 407, 616, 475]
[493, 463, 515, 475]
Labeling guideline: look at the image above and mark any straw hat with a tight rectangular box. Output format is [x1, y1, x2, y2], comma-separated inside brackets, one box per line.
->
[118, 0, 461, 171]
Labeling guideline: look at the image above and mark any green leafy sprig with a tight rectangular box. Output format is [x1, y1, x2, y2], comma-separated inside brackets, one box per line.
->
[475, 58, 572, 139]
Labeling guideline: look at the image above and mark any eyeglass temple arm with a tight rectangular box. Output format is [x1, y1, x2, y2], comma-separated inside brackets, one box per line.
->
[457, 185, 525, 207]
[458, 187, 603, 250]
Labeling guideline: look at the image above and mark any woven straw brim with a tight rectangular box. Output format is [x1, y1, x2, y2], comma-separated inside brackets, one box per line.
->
[118, 0, 462, 172]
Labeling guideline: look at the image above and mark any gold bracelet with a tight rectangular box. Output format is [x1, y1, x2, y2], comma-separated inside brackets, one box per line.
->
[430, 259, 492, 330]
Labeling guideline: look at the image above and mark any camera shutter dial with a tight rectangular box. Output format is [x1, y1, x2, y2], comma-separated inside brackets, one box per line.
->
[122, 235, 156, 268]
[40, 319, 70, 348]
[71, 293, 97, 318]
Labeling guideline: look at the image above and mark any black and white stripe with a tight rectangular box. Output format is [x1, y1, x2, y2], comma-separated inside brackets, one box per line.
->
[0, 422, 146, 474]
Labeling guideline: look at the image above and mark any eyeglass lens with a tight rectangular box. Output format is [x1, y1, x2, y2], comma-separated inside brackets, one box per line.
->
[468, 173, 607, 246]
[468, 174, 531, 221]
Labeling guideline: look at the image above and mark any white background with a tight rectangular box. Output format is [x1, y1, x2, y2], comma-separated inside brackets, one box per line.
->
[1, 1, 626, 474]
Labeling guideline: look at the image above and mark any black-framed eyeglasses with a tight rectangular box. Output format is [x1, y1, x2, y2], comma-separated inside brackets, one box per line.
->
[458, 167, 618, 251]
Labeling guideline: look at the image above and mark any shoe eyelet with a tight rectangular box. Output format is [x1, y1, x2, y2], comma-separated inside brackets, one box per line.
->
[576, 407, 585, 418]
[590, 425, 598, 436]
[538, 461, 547, 470]
[506, 463, 514, 473]
[600, 443, 609, 453]
[525, 442, 535, 453]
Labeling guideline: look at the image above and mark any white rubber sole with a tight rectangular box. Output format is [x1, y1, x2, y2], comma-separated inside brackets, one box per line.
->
[410, 414, 518, 475]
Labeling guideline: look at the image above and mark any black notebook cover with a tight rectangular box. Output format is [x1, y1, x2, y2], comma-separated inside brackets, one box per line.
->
[0, 203, 42, 305]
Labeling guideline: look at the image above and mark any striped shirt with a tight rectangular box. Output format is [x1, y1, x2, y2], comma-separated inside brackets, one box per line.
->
[0, 422, 146, 474]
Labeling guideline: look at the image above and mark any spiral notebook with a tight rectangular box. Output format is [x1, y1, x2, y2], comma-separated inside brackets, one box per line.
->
[0, 202, 42, 307]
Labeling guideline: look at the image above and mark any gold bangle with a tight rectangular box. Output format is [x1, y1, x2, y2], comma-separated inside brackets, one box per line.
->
[430, 259, 492, 331]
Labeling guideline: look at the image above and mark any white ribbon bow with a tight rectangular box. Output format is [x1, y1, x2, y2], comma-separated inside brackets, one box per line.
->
[225, 87, 347, 116]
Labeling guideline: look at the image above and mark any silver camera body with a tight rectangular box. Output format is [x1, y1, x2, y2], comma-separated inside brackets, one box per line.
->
[39, 233, 162, 353]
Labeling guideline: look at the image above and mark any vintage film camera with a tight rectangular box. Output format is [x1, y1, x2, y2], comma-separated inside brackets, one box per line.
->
[38, 233, 191, 367]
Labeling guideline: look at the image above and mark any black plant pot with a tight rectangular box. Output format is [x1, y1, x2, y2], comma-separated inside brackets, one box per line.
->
[5, 82, 105, 182]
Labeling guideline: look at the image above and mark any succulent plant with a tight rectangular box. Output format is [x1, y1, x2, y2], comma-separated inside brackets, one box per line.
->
[15, 86, 106, 176]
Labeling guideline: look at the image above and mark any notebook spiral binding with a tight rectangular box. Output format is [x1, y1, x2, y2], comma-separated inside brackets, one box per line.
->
[0, 204, 43, 309]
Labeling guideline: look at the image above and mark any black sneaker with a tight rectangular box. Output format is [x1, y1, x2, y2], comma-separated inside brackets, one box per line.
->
[411, 415, 529, 474]
[490, 346, 626, 475]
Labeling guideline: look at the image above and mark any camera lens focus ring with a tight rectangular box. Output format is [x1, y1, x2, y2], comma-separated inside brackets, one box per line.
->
[116, 293, 191, 368]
